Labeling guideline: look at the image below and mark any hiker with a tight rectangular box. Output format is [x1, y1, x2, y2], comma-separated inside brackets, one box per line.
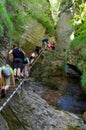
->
[0, 67, 2, 90]
[47, 43, 51, 51]
[8, 43, 25, 79]
[23, 57, 30, 78]
[0, 64, 15, 98]
[51, 42, 55, 50]
[29, 52, 36, 64]
[35, 45, 41, 55]
[42, 38, 49, 50]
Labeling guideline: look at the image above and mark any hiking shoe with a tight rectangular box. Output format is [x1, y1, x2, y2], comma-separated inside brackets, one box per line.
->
[14, 75, 20, 78]
[15, 76, 20, 80]
[20, 76, 24, 79]
[1, 89, 6, 98]
[14, 75, 17, 79]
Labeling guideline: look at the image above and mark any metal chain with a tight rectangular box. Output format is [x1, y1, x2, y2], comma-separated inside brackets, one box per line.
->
[0, 80, 26, 112]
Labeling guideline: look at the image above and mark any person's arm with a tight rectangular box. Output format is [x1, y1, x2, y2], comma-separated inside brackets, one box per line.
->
[22, 50, 25, 55]
[11, 73, 15, 87]
[8, 49, 13, 61]
[10, 68, 15, 87]
[20, 48, 25, 56]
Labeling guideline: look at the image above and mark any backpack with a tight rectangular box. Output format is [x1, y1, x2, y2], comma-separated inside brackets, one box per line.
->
[23, 57, 29, 64]
[2, 68, 11, 78]
[13, 48, 25, 60]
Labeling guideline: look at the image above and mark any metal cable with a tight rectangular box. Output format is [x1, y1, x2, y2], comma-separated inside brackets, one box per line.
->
[0, 79, 27, 112]
[0, 49, 43, 112]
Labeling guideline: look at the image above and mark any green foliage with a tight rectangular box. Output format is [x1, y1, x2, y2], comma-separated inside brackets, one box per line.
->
[11, 11, 26, 29]
[0, 23, 4, 37]
[68, 33, 86, 87]
[0, 0, 55, 45]
[66, 1, 86, 88]
[81, 72, 86, 88]
[6, 0, 29, 42]
[70, 33, 86, 49]
[80, 49, 86, 55]
[27, 0, 55, 35]
[7, 0, 18, 9]
[71, 3, 86, 36]
[60, 0, 73, 12]
[0, 1, 14, 39]
[7, 0, 26, 27]
[68, 125, 82, 130]
[35, 14, 55, 35]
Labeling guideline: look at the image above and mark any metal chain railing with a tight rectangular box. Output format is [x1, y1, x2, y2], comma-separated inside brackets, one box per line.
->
[0, 49, 44, 112]
[0, 80, 25, 112]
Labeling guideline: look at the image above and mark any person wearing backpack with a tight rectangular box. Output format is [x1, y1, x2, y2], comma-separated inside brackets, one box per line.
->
[29, 52, 36, 64]
[35, 45, 41, 55]
[42, 38, 49, 50]
[51, 42, 55, 50]
[8, 43, 25, 79]
[23, 57, 30, 78]
[0, 64, 15, 98]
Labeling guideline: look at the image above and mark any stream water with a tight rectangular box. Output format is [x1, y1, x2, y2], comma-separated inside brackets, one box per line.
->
[58, 84, 86, 114]
[58, 85, 86, 114]
[57, 64, 86, 114]
[26, 77, 86, 115]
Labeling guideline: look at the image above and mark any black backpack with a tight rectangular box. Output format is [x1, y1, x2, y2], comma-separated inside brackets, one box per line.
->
[13, 48, 24, 60]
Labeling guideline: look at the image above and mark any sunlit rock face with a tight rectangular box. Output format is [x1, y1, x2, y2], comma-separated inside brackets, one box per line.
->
[0, 1, 86, 130]
[49, 0, 61, 23]
[56, 9, 74, 64]
[21, 19, 46, 55]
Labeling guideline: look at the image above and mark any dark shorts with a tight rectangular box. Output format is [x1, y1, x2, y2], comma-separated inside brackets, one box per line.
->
[13, 58, 23, 71]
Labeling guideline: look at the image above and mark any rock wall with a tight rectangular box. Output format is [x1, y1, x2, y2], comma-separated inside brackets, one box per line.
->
[1, 82, 86, 130]
[21, 19, 46, 55]
[0, 115, 9, 130]
[56, 9, 74, 64]
[0, 1, 86, 130]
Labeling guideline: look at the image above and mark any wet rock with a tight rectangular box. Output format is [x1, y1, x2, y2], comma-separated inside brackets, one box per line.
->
[65, 63, 82, 78]
[56, 10, 74, 63]
[0, 115, 9, 130]
[82, 112, 86, 123]
[2, 86, 86, 130]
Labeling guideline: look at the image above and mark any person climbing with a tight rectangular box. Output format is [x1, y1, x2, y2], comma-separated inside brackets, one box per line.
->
[42, 38, 49, 50]
[23, 57, 30, 78]
[8, 42, 25, 80]
[47, 43, 51, 51]
[51, 42, 55, 50]
[35, 45, 41, 55]
[0, 64, 15, 98]
[0, 67, 2, 90]
[29, 52, 36, 64]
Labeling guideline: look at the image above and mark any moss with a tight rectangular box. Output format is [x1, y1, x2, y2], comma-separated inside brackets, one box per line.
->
[68, 125, 82, 130]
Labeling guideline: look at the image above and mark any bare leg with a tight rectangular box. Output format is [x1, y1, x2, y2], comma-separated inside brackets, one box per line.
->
[4, 85, 9, 90]
[17, 68, 21, 77]
[24, 65, 29, 77]
[0, 78, 2, 90]
[14, 68, 17, 76]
